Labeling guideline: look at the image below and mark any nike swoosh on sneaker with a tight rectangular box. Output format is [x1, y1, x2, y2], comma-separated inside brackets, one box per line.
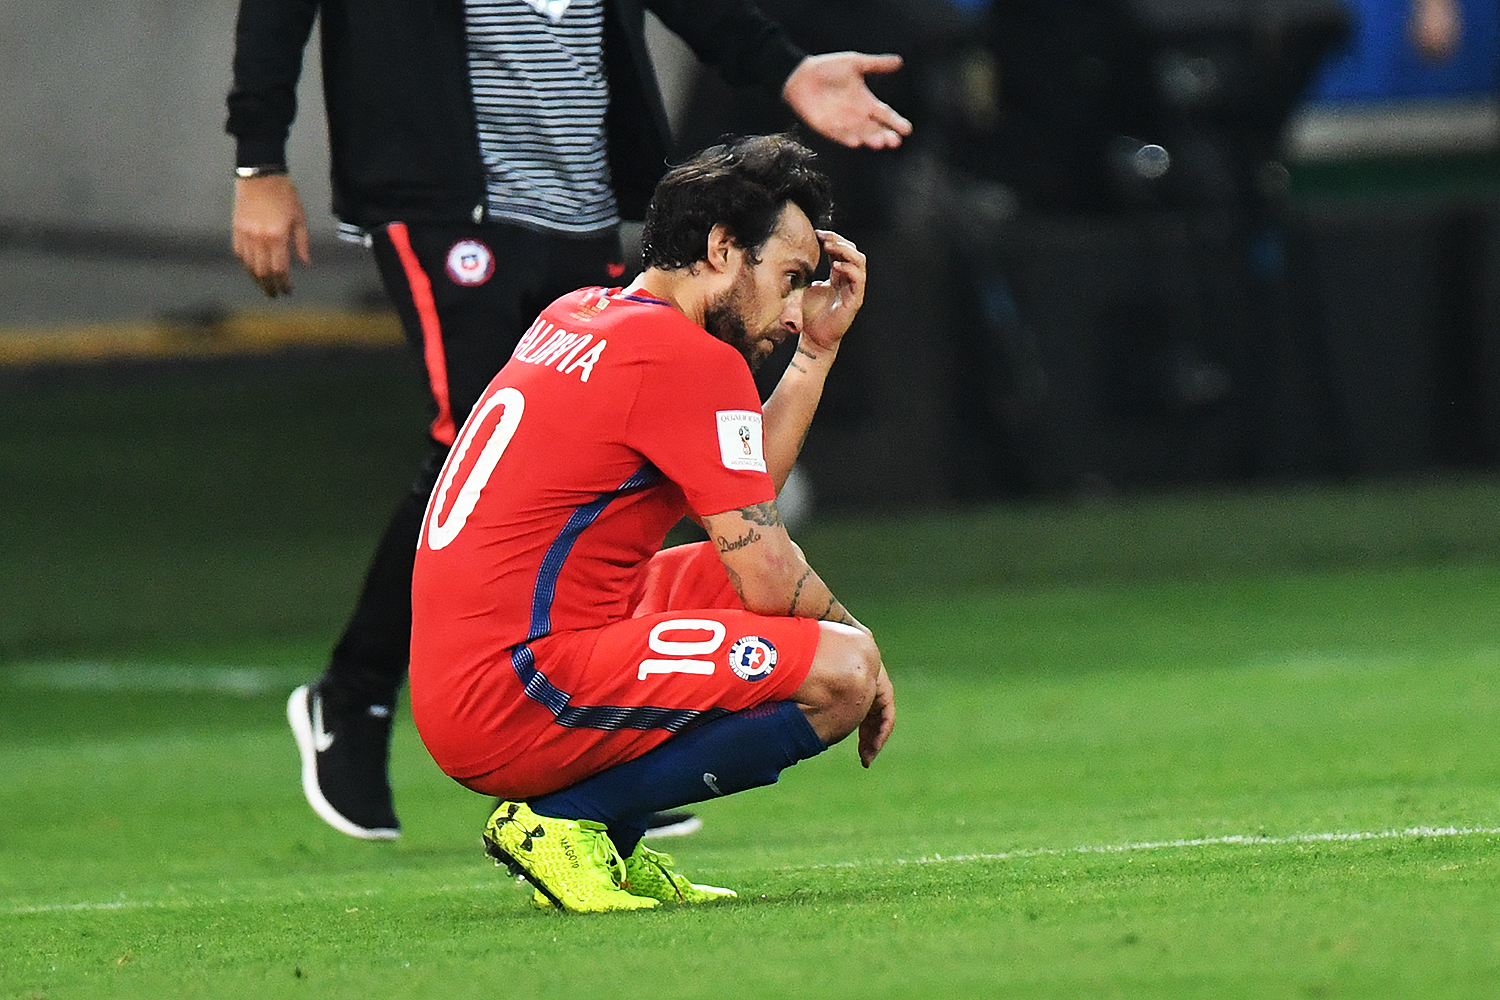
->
[702, 772, 724, 796]
[312, 695, 335, 753]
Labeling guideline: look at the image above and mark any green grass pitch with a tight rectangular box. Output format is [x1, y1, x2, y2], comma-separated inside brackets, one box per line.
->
[2, 351, 1499, 998]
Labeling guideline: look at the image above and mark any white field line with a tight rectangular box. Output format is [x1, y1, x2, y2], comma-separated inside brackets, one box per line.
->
[866, 824, 1500, 868]
[3, 660, 306, 697]
[5, 883, 426, 917]
[9, 825, 1497, 916]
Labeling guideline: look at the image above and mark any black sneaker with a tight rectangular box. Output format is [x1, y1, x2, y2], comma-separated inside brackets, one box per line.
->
[643, 811, 703, 839]
[287, 682, 400, 839]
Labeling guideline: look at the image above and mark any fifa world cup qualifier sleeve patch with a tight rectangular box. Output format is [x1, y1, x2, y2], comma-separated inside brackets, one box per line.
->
[716, 410, 767, 473]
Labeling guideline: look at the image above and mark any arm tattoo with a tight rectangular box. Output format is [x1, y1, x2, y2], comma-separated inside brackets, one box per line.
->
[725, 565, 745, 600]
[738, 500, 783, 528]
[787, 567, 813, 616]
[716, 527, 761, 553]
[789, 345, 818, 375]
[820, 595, 858, 627]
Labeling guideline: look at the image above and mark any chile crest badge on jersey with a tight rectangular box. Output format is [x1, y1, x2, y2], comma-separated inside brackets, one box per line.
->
[727, 635, 777, 681]
[446, 239, 495, 287]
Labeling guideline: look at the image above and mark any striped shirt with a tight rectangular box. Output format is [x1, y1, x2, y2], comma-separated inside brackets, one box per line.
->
[464, 0, 617, 234]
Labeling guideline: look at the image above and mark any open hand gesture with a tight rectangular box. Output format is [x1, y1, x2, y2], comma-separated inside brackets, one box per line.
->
[784, 52, 913, 150]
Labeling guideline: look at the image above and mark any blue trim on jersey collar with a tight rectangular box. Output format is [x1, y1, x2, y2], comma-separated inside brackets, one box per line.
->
[617, 291, 671, 306]
[527, 463, 663, 641]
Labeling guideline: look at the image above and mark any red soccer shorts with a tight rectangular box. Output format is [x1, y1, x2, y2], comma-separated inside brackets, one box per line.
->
[444, 541, 821, 799]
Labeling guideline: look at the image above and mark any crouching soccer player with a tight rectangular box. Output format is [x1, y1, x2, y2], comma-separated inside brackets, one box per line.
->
[408, 134, 896, 913]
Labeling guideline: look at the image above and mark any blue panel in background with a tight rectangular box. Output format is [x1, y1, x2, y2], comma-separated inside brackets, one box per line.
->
[1307, 0, 1499, 101]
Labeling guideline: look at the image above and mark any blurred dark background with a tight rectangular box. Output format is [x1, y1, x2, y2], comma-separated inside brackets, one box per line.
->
[671, 0, 1500, 510]
[3, 0, 1500, 513]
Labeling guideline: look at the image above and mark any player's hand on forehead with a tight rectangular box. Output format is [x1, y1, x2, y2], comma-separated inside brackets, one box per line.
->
[798, 229, 866, 354]
[821, 230, 865, 287]
[818, 230, 863, 271]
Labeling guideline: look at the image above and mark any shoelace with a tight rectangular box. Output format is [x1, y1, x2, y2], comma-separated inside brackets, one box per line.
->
[634, 847, 687, 901]
[582, 827, 630, 888]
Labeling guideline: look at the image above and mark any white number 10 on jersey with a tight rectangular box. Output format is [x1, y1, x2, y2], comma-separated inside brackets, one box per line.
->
[424, 387, 525, 551]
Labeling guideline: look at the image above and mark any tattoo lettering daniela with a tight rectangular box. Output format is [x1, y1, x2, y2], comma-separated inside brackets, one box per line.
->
[716, 527, 761, 553]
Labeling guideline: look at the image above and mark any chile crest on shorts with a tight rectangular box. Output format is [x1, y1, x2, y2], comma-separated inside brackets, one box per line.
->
[446, 239, 495, 286]
[727, 635, 777, 681]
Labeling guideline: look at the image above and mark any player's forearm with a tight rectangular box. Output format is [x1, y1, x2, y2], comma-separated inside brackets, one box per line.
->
[781, 562, 862, 629]
[706, 505, 863, 630]
[730, 555, 860, 629]
[761, 336, 838, 490]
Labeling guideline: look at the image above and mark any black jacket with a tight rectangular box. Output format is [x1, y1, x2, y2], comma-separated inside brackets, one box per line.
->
[226, 0, 805, 226]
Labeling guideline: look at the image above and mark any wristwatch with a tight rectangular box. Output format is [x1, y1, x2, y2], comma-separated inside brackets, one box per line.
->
[234, 164, 289, 179]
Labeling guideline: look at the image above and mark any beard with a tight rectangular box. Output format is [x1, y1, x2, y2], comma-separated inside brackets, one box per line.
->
[703, 270, 776, 371]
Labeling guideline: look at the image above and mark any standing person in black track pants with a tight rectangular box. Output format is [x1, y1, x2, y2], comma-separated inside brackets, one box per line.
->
[226, 0, 911, 841]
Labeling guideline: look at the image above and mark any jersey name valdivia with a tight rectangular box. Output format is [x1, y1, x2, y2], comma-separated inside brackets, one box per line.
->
[512, 317, 607, 382]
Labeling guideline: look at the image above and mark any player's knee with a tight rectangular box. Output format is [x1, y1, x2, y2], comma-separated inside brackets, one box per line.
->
[797, 622, 882, 745]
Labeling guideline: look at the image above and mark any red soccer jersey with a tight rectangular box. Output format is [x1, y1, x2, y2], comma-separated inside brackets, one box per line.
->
[409, 287, 777, 770]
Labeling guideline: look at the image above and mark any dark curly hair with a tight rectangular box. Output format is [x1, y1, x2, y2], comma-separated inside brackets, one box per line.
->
[639, 134, 834, 271]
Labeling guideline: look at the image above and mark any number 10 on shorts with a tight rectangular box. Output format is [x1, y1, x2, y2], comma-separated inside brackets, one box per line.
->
[638, 619, 725, 680]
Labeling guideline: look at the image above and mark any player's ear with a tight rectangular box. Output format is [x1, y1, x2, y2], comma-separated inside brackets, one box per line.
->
[705, 224, 738, 274]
